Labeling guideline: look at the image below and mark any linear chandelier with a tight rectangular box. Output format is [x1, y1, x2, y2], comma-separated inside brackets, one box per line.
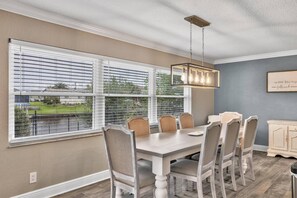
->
[171, 15, 220, 88]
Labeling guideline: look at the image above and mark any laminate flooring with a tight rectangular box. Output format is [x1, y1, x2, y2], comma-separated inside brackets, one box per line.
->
[55, 151, 296, 198]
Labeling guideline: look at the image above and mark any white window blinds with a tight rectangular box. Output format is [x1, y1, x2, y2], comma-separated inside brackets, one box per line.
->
[9, 41, 102, 140]
[156, 69, 184, 117]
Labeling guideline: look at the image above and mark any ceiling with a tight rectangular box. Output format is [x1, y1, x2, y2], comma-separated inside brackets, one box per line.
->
[1, 0, 297, 64]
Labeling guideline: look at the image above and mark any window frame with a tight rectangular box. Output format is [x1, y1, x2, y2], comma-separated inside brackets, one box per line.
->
[8, 39, 191, 145]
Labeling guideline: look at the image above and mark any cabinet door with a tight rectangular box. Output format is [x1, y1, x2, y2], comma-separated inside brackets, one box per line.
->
[289, 131, 297, 152]
[269, 124, 287, 151]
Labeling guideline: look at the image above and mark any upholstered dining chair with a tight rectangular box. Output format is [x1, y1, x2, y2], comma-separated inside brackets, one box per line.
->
[178, 113, 194, 129]
[102, 125, 155, 197]
[236, 116, 258, 186]
[219, 112, 243, 124]
[215, 118, 241, 198]
[158, 115, 177, 133]
[127, 116, 150, 137]
[170, 121, 222, 198]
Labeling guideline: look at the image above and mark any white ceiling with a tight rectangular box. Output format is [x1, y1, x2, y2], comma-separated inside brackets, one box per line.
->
[1, 0, 297, 64]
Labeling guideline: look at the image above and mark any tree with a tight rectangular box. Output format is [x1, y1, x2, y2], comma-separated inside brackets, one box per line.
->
[15, 107, 30, 137]
[51, 82, 69, 89]
[43, 83, 69, 105]
[104, 76, 147, 124]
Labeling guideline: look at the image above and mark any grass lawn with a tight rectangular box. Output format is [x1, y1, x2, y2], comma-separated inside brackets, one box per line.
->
[28, 102, 91, 115]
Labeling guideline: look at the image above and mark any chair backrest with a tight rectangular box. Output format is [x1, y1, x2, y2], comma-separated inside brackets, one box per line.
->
[242, 116, 258, 151]
[199, 122, 222, 168]
[219, 112, 243, 124]
[179, 113, 194, 129]
[221, 118, 241, 160]
[102, 125, 138, 188]
[158, 115, 177, 133]
[127, 116, 150, 137]
[208, 115, 221, 123]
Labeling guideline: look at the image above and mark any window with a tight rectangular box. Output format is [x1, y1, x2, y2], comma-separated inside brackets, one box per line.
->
[103, 61, 150, 125]
[9, 40, 190, 142]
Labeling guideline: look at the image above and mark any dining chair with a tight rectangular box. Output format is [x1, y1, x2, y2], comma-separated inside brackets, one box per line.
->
[102, 125, 155, 197]
[179, 112, 194, 129]
[215, 118, 241, 198]
[158, 115, 177, 133]
[236, 115, 258, 186]
[127, 116, 150, 137]
[219, 112, 243, 124]
[170, 121, 222, 198]
[127, 116, 152, 167]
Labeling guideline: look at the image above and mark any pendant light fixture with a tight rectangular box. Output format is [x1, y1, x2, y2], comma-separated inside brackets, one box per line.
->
[171, 15, 220, 88]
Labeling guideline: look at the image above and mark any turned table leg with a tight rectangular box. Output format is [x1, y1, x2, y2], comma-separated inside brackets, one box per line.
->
[152, 156, 170, 198]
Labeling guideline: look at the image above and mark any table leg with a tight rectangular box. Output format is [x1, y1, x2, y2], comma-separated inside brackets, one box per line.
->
[152, 156, 170, 198]
[155, 175, 168, 197]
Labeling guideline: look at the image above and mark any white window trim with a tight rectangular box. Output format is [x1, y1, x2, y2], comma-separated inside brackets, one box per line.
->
[8, 39, 191, 145]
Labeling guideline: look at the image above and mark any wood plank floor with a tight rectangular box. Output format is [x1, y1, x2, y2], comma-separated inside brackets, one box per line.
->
[55, 151, 295, 198]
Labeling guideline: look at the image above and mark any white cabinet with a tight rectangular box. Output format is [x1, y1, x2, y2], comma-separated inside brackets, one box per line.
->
[268, 120, 297, 158]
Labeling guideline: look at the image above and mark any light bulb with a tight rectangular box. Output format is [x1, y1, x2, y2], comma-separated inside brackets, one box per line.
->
[181, 68, 186, 82]
[194, 71, 200, 84]
[206, 73, 211, 84]
[188, 70, 193, 83]
[200, 72, 205, 84]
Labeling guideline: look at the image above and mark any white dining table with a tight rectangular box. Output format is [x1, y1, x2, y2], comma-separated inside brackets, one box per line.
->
[135, 125, 245, 198]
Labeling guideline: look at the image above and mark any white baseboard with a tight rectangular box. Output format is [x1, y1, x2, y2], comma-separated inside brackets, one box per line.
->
[12, 170, 110, 198]
[253, 144, 268, 152]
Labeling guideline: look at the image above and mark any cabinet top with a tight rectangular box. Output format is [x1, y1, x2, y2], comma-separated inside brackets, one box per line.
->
[268, 120, 297, 125]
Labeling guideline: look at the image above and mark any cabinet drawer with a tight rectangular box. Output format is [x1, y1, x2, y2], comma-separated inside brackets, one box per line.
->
[289, 125, 297, 131]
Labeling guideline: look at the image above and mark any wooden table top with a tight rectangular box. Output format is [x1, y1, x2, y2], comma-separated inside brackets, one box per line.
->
[136, 125, 243, 158]
[136, 126, 207, 157]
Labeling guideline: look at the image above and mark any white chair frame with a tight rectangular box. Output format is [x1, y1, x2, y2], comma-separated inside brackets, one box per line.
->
[215, 118, 241, 198]
[103, 125, 154, 197]
[236, 115, 258, 186]
[170, 121, 222, 198]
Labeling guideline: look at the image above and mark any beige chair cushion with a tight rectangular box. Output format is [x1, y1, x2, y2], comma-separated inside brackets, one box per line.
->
[118, 162, 155, 188]
[127, 117, 150, 137]
[171, 159, 199, 177]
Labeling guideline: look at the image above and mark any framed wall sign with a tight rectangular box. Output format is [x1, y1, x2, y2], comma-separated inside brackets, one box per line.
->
[267, 70, 297, 92]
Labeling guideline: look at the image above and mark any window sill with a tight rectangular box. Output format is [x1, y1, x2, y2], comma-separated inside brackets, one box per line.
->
[8, 130, 102, 148]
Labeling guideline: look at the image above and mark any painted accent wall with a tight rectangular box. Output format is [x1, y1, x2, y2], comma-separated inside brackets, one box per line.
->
[215, 55, 297, 146]
[0, 10, 213, 197]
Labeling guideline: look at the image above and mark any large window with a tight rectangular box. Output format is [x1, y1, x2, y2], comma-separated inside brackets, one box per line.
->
[9, 40, 191, 142]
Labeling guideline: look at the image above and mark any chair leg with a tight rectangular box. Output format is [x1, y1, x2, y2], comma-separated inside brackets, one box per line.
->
[219, 167, 226, 198]
[210, 173, 217, 198]
[248, 155, 255, 181]
[115, 187, 123, 198]
[167, 176, 170, 196]
[230, 160, 237, 191]
[111, 183, 116, 198]
[173, 176, 177, 196]
[182, 179, 187, 192]
[197, 179, 204, 198]
[238, 157, 246, 186]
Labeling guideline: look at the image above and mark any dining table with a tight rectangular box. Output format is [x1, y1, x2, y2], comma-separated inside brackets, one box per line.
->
[135, 125, 245, 198]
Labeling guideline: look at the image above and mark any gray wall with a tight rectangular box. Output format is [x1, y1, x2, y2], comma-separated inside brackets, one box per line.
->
[215, 55, 297, 146]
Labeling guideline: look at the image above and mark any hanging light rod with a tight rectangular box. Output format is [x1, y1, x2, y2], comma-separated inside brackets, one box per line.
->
[184, 15, 210, 28]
